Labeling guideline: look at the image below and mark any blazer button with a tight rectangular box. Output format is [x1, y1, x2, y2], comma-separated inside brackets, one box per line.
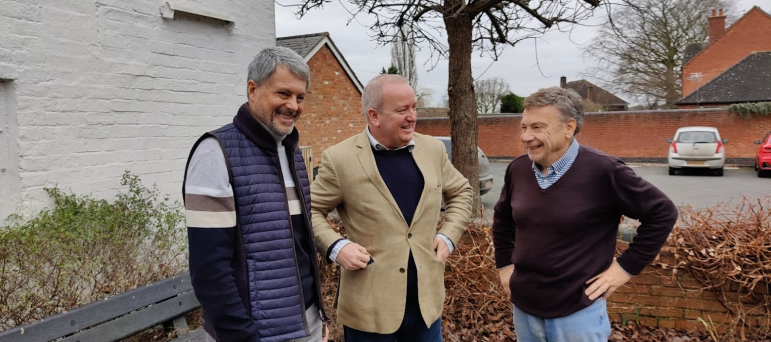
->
[407, 233, 413, 239]
[399, 268, 405, 273]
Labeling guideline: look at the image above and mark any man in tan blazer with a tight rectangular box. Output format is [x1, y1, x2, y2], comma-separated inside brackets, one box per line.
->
[310, 74, 473, 341]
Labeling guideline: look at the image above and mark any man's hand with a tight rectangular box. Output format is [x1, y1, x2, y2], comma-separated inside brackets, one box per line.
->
[585, 258, 631, 300]
[335, 243, 371, 270]
[433, 236, 450, 263]
[498, 265, 514, 297]
[322, 324, 328, 342]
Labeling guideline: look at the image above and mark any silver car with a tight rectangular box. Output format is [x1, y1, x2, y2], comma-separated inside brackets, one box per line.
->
[435, 136, 494, 195]
[667, 126, 727, 176]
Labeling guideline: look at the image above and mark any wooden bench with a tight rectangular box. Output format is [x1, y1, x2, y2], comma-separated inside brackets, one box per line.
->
[0, 272, 206, 342]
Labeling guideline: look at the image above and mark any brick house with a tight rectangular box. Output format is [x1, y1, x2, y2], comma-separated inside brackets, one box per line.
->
[0, 1, 275, 220]
[277, 32, 365, 170]
[678, 7, 771, 108]
[560, 77, 629, 111]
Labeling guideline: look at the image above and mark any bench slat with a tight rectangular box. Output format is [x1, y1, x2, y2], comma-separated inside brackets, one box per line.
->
[59, 290, 200, 342]
[170, 328, 208, 342]
[0, 272, 196, 342]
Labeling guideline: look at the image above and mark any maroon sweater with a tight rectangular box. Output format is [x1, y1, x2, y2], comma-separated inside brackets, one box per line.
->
[492, 146, 677, 318]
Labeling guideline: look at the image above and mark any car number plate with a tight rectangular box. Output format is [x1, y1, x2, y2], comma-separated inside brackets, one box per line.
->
[687, 161, 706, 166]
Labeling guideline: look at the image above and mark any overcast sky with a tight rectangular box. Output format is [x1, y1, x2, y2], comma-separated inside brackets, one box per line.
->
[275, 0, 770, 106]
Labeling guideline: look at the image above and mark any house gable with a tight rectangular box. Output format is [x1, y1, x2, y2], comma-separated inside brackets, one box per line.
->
[682, 7, 771, 98]
[278, 33, 366, 168]
[561, 78, 628, 111]
[678, 51, 771, 105]
[277, 32, 363, 94]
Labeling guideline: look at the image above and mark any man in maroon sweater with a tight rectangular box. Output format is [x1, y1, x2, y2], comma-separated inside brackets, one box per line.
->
[492, 87, 678, 342]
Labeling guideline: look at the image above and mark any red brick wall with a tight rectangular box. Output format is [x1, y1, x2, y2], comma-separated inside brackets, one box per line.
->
[416, 108, 771, 160]
[418, 107, 450, 118]
[608, 242, 770, 332]
[297, 45, 365, 168]
[682, 8, 771, 97]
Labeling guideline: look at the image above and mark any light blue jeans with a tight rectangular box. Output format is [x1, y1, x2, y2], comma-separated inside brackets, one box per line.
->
[513, 299, 611, 342]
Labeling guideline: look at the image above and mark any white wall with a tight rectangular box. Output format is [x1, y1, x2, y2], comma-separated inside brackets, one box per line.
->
[0, 0, 275, 220]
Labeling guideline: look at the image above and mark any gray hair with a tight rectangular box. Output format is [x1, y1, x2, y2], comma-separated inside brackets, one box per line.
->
[523, 87, 585, 134]
[362, 74, 411, 117]
[247, 47, 309, 91]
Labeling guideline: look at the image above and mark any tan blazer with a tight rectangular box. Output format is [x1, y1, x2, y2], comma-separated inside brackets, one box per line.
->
[311, 131, 473, 333]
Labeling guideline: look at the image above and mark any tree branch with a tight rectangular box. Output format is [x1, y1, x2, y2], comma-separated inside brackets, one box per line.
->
[484, 9, 506, 43]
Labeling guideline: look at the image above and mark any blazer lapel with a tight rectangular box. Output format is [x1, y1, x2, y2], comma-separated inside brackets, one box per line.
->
[354, 132, 406, 224]
[409, 140, 432, 229]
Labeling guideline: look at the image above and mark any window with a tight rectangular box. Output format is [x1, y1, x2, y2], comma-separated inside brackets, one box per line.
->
[0, 80, 20, 221]
[677, 131, 716, 143]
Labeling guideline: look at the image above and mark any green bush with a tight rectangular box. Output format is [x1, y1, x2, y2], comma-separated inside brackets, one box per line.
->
[729, 102, 771, 119]
[0, 171, 187, 330]
[500, 92, 524, 113]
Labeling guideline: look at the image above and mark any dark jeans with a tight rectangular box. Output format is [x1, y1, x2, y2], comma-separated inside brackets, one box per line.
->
[344, 317, 442, 342]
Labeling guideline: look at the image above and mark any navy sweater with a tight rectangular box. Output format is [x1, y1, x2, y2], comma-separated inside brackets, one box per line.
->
[373, 147, 424, 311]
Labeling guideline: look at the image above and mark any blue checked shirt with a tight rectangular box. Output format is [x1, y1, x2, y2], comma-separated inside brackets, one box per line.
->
[329, 127, 454, 264]
[532, 139, 580, 189]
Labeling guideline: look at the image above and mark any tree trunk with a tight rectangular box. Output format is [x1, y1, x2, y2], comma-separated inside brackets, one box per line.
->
[664, 56, 679, 108]
[444, 12, 481, 214]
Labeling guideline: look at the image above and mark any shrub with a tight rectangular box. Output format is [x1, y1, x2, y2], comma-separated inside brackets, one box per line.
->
[500, 93, 524, 113]
[320, 199, 771, 341]
[729, 102, 771, 119]
[670, 196, 771, 341]
[0, 171, 187, 331]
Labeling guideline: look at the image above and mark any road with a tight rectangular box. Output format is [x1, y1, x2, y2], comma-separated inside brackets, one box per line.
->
[481, 160, 771, 212]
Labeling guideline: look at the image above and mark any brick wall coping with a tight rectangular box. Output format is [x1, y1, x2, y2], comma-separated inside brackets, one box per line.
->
[585, 107, 729, 115]
[419, 114, 521, 121]
[419, 107, 731, 119]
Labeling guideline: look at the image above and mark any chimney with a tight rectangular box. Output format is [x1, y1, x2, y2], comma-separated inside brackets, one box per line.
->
[587, 86, 594, 102]
[560, 76, 567, 88]
[708, 8, 726, 43]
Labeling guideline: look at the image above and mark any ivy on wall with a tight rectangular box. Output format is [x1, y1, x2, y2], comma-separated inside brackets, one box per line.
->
[729, 102, 771, 119]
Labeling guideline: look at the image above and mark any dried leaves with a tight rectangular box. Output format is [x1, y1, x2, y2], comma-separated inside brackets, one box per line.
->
[440, 223, 515, 341]
[670, 196, 771, 340]
[311, 196, 771, 341]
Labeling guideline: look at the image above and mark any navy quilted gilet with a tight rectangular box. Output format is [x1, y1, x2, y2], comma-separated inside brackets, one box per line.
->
[207, 105, 321, 341]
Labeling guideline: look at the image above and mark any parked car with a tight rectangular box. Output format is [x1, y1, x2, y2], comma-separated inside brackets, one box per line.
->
[754, 131, 771, 178]
[435, 137, 493, 195]
[667, 126, 727, 176]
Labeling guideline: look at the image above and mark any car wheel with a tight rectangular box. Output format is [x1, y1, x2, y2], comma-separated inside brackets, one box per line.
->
[760, 169, 769, 178]
[668, 167, 676, 175]
[715, 167, 724, 177]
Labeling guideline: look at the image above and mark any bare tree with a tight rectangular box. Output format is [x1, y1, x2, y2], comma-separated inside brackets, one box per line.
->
[582, 0, 736, 108]
[391, 25, 419, 90]
[296, 0, 602, 211]
[416, 87, 434, 107]
[475, 78, 510, 113]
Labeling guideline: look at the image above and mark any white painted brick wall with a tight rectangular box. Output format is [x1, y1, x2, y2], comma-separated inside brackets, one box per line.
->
[0, 0, 276, 220]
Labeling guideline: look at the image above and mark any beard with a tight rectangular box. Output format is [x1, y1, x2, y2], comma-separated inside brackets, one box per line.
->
[266, 107, 298, 136]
